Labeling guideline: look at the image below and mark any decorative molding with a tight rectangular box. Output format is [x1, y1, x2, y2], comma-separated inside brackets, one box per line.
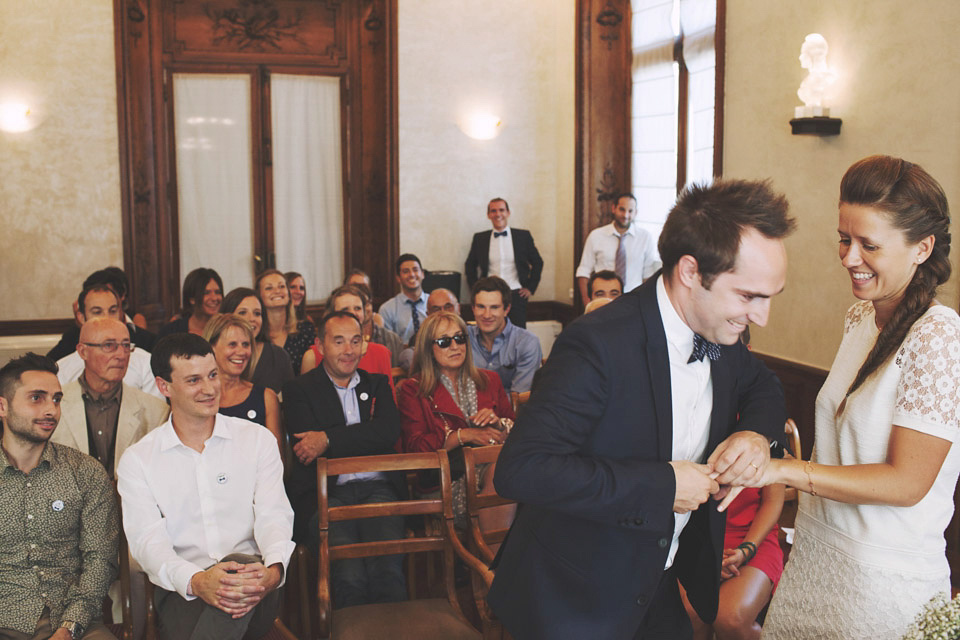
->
[0, 318, 75, 338]
[596, 2, 623, 49]
[204, 0, 306, 51]
[594, 164, 620, 226]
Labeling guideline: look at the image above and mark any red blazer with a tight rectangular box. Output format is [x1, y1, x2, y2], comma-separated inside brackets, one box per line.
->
[397, 369, 515, 454]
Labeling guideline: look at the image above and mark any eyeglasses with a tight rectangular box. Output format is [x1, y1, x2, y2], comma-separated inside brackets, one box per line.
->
[432, 333, 467, 349]
[82, 341, 134, 353]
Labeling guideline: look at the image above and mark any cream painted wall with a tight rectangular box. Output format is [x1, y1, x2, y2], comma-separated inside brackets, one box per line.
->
[0, 0, 123, 321]
[398, 0, 576, 304]
[725, 0, 960, 369]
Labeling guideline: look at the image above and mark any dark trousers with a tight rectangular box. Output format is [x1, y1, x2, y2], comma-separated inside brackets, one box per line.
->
[508, 289, 528, 328]
[307, 479, 407, 609]
[634, 565, 693, 640]
[154, 553, 280, 640]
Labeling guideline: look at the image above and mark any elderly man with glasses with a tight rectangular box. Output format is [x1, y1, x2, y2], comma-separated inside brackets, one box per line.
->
[55, 285, 162, 398]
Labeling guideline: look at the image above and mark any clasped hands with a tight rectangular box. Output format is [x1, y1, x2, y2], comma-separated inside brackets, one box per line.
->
[669, 430, 770, 514]
[190, 560, 283, 618]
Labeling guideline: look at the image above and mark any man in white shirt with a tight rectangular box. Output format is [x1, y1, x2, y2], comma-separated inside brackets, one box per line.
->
[377, 254, 428, 344]
[117, 333, 294, 640]
[576, 192, 662, 303]
[465, 198, 544, 328]
[56, 286, 161, 399]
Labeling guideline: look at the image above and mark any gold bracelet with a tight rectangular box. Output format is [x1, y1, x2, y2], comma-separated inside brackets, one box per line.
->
[804, 460, 817, 496]
[456, 429, 464, 447]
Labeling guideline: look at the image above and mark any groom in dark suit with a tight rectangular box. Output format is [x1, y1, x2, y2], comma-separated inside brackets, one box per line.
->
[488, 179, 795, 639]
[465, 197, 544, 327]
[282, 311, 406, 607]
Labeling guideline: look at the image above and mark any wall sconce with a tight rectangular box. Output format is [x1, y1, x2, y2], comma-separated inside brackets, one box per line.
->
[458, 111, 502, 140]
[790, 34, 841, 136]
[0, 102, 35, 133]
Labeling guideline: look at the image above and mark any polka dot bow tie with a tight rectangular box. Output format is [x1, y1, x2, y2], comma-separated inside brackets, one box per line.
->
[688, 334, 722, 363]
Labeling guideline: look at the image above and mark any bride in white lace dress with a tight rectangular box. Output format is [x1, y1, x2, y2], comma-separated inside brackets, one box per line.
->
[758, 155, 960, 639]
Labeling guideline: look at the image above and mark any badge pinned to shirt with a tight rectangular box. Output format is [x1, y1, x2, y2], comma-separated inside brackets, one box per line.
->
[217, 473, 228, 485]
[52, 500, 64, 512]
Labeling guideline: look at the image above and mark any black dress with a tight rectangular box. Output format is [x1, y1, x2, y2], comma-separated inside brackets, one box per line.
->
[219, 384, 268, 427]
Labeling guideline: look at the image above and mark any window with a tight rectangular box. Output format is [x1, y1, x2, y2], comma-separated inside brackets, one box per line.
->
[630, 0, 722, 239]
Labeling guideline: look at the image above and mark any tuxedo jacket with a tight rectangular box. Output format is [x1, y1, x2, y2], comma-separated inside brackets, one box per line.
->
[282, 368, 403, 542]
[465, 228, 544, 293]
[52, 380, 170, 476]
[487, 276, 785, 640]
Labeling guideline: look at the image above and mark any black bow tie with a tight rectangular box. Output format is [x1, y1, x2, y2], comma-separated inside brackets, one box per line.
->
[493, 231, 508, 238]
[688, 334, 722, 363]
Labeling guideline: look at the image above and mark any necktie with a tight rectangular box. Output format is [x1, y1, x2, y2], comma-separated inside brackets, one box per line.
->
[493, 231, 508, 238]
[407, 299, 421, 336]
[688, 334, 722, 363]
[615, 232, 627, 282]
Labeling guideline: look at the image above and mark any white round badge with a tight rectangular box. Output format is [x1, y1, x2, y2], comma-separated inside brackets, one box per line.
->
[247, 409, 257, 420]
[360, 392, 369, 401]
[52, 500, 64, 512]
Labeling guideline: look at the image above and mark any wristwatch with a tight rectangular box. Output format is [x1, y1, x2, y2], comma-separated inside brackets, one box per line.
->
[60, 621, 84, 639]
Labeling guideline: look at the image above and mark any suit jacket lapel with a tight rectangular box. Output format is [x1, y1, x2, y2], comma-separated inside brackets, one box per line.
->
[316, 372, 348, 426]
[62, 382, 89, 454]
[479, 231, 492, 274]
[115, 385, 144, 463]
[355, 373, 373, 420]
[637, 278, 673, 461]
[707, 355, 732, 454]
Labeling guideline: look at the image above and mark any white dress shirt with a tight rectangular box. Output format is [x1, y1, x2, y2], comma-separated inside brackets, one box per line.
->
[117, 414, 295, 599]
[488, 227, 521, 290]
[656, 276, 713, 568]
[576, 222, 662, 292]
[57, 347, 161, 399]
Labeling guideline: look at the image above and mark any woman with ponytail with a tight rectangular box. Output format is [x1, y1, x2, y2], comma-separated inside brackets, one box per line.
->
[761, 156, 960, 638]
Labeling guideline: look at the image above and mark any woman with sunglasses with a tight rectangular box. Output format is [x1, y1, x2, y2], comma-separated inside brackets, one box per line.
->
[398, 312, 515, 521]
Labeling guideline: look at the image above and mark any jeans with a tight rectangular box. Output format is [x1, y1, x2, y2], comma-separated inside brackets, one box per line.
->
[308, 479, 407, 609]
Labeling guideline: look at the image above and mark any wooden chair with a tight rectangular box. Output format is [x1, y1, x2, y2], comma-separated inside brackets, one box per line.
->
[316, 450, 500, 640]
[509, 391, 530, 413]
[779, 419, 803, 558]
[462, 445, 515, 565]
[783, 418, 802, 503]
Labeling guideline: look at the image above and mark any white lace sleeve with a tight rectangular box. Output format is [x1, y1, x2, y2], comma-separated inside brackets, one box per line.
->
[893, 310, 960, 440]
[844, 301, 872, 335]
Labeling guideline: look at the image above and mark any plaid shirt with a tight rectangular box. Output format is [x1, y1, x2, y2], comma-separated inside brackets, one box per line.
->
[0, 443, 118, 633]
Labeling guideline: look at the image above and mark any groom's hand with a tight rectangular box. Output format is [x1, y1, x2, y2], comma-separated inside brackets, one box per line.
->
[707, 430, 770, 487]
[669, 461, 720, 514]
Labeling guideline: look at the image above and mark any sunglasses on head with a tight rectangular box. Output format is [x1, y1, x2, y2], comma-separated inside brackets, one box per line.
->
[432, 333, 467, 349]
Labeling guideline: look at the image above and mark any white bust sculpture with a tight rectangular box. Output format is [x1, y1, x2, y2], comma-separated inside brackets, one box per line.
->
[796, 34, 836, 117]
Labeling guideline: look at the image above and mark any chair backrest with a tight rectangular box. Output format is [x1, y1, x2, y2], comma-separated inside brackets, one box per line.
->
[509, 391, 530, 413]
[462, 445, 514, 565]
[316, 450, 493, 639]
[784, 418, 802, 460]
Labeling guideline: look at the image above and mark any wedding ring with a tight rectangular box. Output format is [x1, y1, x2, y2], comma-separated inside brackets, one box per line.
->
[488, 439, 496, 445]
[750, 463, 759, 470]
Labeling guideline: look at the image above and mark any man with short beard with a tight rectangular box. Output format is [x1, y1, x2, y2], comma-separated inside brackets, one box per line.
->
[0, 353, 119, 640]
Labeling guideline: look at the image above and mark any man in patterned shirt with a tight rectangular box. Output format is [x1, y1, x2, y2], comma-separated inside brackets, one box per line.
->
[0, 353, 119, 640]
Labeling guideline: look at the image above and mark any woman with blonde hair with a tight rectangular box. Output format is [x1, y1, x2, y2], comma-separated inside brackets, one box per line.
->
[758, 155, 960, 638]
[203, 313, 283, 454]
[255, 268, 315, 375]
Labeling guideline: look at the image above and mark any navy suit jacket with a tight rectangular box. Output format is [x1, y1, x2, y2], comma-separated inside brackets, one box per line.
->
[487, 276, 785, 640]
[465, 228, 544, 293]
[282, 368, 403, 542]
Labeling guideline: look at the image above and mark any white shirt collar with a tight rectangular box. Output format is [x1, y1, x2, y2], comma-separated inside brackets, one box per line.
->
[158, 413, 232, 452]
[656, 275, 696, 358]
[608, 223, 635, 238]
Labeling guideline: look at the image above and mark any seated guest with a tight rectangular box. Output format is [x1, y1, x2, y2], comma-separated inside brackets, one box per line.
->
[467, 276, 542, 394]
[345, 269, 385, 327]
[0, 353, 119, 640]
[203, 314, 283, 453]
[377, 254, 428, 345]
[397, 312, 514, 504]
[584, 297, 614, 314]
[284, 271, 308, 322]
[57, 285, 161, 398]
[256, 269, 315, 375]
[300, 285, 396, 397]
[282, 312, 406, 608]
[53, 318, 169, 476]
[220, 287, 293, 394]
[157, 267, 223, 338]
[587, 269, 624, 302]
[681, 486, 785, 640]
[398, 287, 461, 373]
[118, 334, 294, 640]
[351, 280, 404, 366]
[48, 267, 156, 361]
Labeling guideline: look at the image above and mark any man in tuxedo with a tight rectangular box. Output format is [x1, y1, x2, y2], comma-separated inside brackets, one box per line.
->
[282, 311, 406, 607]
[488, 179, 795, 639]
[465, 197, 544, 328]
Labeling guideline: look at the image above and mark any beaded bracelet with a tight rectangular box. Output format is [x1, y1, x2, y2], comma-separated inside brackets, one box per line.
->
[804, 459, 818, 496]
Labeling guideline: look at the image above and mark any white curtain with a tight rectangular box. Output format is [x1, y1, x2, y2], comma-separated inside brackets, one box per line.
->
[173, 73, 253, 293]
[631, 0, 678, 231]
[682, 0, 717, 186]
[271, 74, 344, 304]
